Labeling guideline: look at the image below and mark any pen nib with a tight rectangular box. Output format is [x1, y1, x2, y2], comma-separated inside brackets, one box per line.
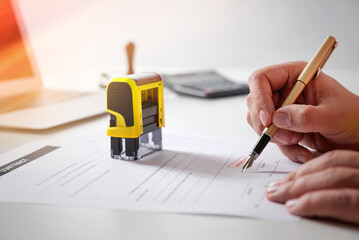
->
[242, 156, 254, 173]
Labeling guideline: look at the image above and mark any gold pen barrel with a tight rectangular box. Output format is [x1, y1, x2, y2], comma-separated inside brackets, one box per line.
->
[298, 36, 337, 85]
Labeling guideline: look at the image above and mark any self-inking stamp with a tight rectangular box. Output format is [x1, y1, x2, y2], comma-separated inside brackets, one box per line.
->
[106, 73, 165, 160]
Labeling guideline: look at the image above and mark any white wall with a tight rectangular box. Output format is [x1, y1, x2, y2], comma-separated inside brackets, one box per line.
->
[18, 0, 359, 76]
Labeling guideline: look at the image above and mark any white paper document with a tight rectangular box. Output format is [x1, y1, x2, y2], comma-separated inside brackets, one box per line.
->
[0, 130, 300, 221]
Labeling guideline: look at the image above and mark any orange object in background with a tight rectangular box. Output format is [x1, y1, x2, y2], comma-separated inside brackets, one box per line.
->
[0, 0, 34, 81]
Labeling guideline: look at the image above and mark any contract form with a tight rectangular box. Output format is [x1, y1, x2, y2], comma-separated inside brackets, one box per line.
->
[0, 129, 300, 221]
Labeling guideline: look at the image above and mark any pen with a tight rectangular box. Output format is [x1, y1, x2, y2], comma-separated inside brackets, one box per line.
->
[242, 35, 338, 173]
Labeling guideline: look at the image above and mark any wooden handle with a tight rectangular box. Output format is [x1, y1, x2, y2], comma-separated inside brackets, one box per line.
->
[126, 42, 135, 75]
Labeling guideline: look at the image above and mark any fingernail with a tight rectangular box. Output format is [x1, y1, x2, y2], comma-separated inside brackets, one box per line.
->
[273, 112, 291, 128]
[286, 199, 299, 210]
[259, 110, 268, 126]
[273, 129, 288, 144]
[266, 181, 281, 193]
[296, 154, 307, 163]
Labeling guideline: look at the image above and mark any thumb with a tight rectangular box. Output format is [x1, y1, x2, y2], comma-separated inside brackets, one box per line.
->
[272, 104, 330, 133]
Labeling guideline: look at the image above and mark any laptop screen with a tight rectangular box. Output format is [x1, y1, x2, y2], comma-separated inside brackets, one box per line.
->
[0, 0, 34, 82]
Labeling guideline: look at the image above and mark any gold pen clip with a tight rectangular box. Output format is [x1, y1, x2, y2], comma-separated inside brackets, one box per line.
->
[314, 41, 338, 78]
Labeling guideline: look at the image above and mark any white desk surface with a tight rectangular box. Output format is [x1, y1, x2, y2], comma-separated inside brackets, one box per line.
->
[0, 68, 358, 240]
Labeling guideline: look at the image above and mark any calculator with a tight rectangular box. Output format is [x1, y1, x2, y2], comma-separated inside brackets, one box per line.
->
[161, 71, 249, 98]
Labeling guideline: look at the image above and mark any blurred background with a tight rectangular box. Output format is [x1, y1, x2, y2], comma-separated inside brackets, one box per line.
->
[16, 0, 359, 80]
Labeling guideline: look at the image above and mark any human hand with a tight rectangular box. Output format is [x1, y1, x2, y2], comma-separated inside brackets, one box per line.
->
[266, 150, 359, 224]
[246, 61, 359, 163]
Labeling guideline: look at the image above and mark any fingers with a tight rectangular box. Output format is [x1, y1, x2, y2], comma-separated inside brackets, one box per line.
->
[286, 189, 359, 224]
[247, 111, 305, 147]
[277, 144, 312, 163]
[272, 104, 333, 134]
[282, 150, 359, 182]
[246, 61, 307, 132]
[246, 90, 274, 131]
[248, 61, 307, 95]
[247, 112, 264, 136]
[266, 167, 359, 203]
[272, 129, 303, 146]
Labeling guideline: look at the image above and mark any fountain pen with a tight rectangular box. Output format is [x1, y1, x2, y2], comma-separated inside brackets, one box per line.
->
[242, 36, 338, 172]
